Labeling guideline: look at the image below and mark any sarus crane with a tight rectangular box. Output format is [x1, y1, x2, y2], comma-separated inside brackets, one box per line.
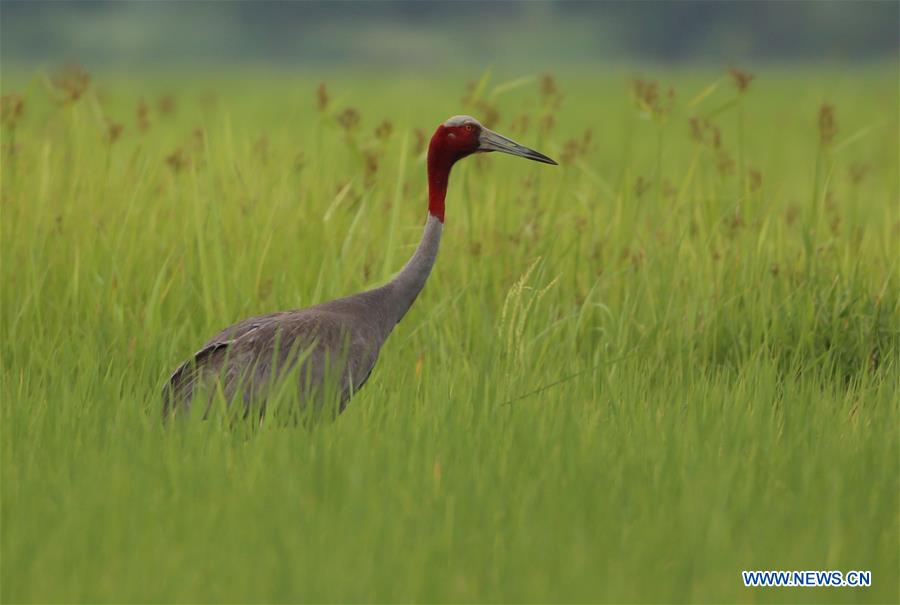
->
[164, 115, 556, 419]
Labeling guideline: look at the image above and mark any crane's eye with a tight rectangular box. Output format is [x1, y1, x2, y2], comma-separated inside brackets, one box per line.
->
[464, 124, 474, 132]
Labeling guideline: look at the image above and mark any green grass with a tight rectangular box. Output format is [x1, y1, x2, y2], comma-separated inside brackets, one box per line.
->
[2, 68, 898, 603]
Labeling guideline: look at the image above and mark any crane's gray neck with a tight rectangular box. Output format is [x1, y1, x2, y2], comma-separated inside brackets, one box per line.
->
[384, 214, 443, 325]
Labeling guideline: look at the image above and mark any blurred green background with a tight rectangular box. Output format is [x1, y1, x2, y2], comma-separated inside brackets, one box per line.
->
[2, 0, 898, 72]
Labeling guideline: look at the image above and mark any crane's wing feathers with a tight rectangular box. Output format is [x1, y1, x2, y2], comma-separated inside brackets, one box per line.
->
[162, 340, 234, 418]
[163, 297, 390, 419]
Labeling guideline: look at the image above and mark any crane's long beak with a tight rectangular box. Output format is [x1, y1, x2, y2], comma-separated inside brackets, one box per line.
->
[478, 128, 558, 165]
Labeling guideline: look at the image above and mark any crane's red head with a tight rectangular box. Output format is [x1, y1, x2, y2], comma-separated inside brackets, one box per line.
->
[427, 115, 556, 222]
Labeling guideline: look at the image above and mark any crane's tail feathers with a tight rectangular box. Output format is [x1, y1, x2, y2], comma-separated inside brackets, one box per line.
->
[162, 341, 232, 420]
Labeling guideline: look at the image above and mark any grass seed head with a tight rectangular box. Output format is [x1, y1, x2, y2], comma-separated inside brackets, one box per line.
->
[0, 93, 24, 128]
[509, 114, 530, 135]
[818, 103, 838, 146]
[632, 78, 658, 109]
[136, 100, 150, 132]
[561, 139, 580, 164]
[51, 63, 90, 104]
[253, 135, 269, 164]
[631, 78, 674, 122]
[749, 168, 763, 192]
[165, 148, 189, 172]
[316, 82, 330, 112]
[634, 176, 651, 198]
[689, 117, 703, 142]
[192, 128, 206, 149]
[717, 151, 735, 176]
[337, 107, 360, 132]
[157, 94, 176, 116]
[374, 120, 393, 141]
[830, 215, 842, 235]
[539, 114, 555, 135]
[540, 73, 558, 98]
[560, 129, 593, 163]
[688, 117, 721, 149]
[413, 128, 427, 155]
[710, 124, 722, 149]
[363, 150, 379, 186]
[539, 73, 564, 111]
[105, 119, 124, 143]
[476, 101, 500, 129]
[848, 163, 869, 185]
[729, 68, 755, 93]
[786, 205, 800, 225]
[460, 80, 477, 106]
[663, 180, 677, 201]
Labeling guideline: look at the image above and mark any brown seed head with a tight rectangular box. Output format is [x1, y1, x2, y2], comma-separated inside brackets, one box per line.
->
[460, 80, 477, 106]
[663, 180, 677, 200]
[848, 163, 869, 185]
[157, 94, 176, 116]
[540, 73, 558, 99]
[475, 100, 500, 129]
[748, 168, 762, 192]
[337, 107, 360, 132]
[253, 135, 269, 164]
[538, 114, 555, 135]
[0, 94, 24, 128]
[363, 150, 379, 185]
[716, 151, 734, 176]
[632, 79, 658, 109]
[105, 120, 123, 143]
[165, 148, 189, 172]
[136, 100, 150, 132]
[581, 128, 593, 148]
[538, 73, 564, 111]
[374, 120, 393, 141]
[830, 215, 842, 236]
[560, 129, 593, 164]
[561, 139, 580, 164]
[413, 128, 427, 155]
[316, 82, 329, 112]
[785, 205, 800, 225]
[710, 125, 722, 150]
[728, 68, 755, 93]
[689, 117, 723, 149]
[192, 127, 206, 149]
[634, 176, 651, 198]
[51, 63, 90, 103]
[728, 213, 745, 232]
[509, 114, 530, 135]
[818, 103, 838, 146]
[631, 78, 674, 121]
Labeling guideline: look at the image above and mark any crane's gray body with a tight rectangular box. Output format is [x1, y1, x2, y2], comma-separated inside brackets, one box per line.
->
[164, 215, 442, 418]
